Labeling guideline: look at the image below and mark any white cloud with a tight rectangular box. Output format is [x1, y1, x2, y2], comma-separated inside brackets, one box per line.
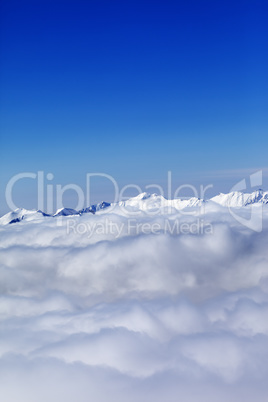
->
[0, 206, 268, 401]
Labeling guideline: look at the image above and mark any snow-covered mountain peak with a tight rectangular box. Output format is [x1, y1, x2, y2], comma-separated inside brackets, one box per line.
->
[53, 208, 79, 217]
[0, 208, 48, 225]
[211, 189, 268, 207]
[130, 192, 152, 201]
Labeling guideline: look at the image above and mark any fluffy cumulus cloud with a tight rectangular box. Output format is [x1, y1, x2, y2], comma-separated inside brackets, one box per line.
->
[1, 204, 268, 401]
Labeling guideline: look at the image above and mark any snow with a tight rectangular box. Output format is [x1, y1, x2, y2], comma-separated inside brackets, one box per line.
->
[53, 208, 80, 217]
[211, 190, 268, 207]
[0, 208, 48, 225]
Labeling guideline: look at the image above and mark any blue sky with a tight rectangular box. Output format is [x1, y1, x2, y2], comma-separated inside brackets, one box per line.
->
[0, 0, 268, 213]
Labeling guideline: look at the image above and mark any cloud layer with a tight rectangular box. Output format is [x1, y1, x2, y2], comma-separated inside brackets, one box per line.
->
[1, 206, 268, 401]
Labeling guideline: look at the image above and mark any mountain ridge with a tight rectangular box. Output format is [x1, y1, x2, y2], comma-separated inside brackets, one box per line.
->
[1, 189, 268, 225]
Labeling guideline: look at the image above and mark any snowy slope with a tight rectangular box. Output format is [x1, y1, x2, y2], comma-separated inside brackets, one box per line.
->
[210, 189, 268, 207]
[0, 208, 49, 225]
[117, 192, 204, 212]
[79, 201, 111, 215]
[53, 208, 80, 217]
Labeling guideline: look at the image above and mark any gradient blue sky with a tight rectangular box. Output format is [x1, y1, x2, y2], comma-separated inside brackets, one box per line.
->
[0, 0, 268, 213]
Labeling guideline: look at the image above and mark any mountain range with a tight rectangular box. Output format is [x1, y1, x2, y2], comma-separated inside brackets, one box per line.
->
[1, 189, 267, 225]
